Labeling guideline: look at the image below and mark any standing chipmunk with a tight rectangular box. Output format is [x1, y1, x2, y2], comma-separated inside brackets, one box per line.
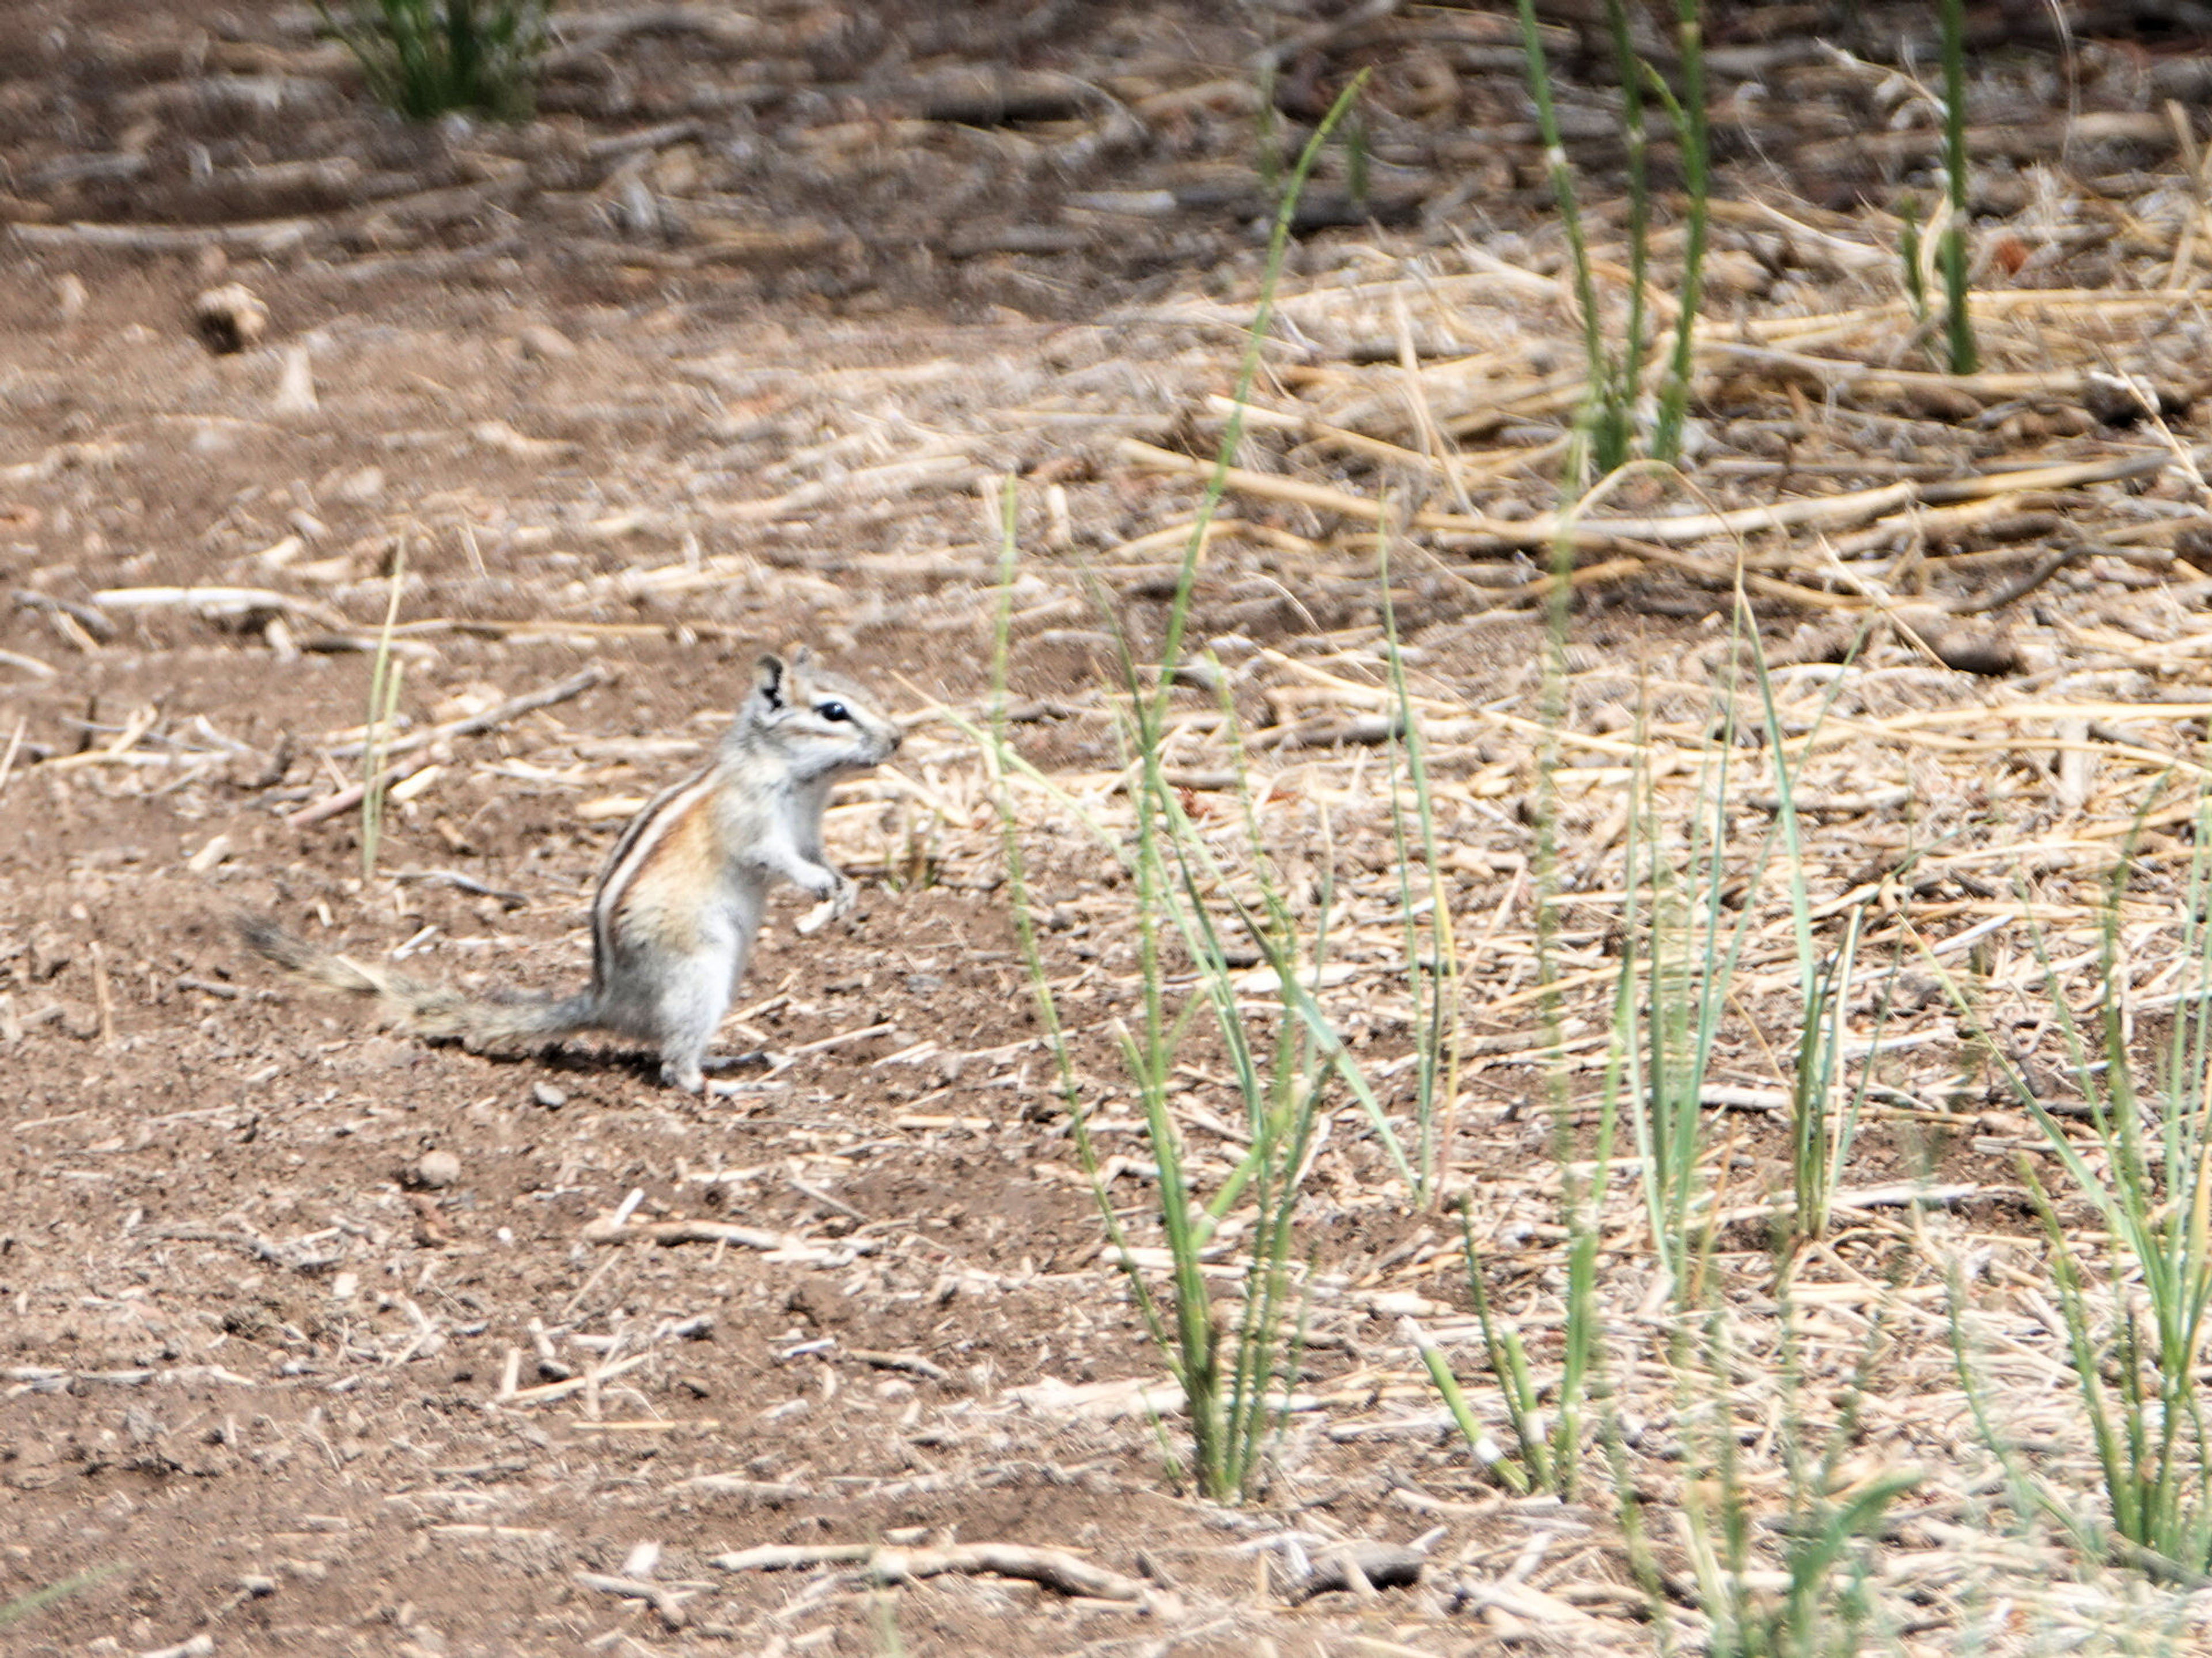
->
[240, 649, 902, 1091]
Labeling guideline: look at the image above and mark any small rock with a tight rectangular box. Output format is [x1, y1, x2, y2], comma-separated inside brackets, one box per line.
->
[518, 323, 577, 361]
[56, 272, 87, 323]
[272, 344, 317, 415]
[192, 283, 269, 353]
[330, 1271, 359, 1300]
[412, 1149, 461, 1189]
[650, 144, 700, 195]
[330, 465, 384, 505]
[532, 1081, 568, 1108]
[184, 834, 232, 876]
[1927, 629, 2020, 677]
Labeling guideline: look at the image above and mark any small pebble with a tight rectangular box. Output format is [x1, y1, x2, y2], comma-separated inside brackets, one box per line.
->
[192, 282, 268, 353]
[414, 1149, 461, 1188]
[184, 834, 232, 876]
[330, 464, 384, 505]
[533, 1081, 568, 1108]
[272, 344, 317, 415]
[518, 322, 577, 360]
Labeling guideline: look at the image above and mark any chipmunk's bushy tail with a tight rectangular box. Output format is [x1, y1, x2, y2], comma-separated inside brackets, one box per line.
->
[236, 914, 596, 1046]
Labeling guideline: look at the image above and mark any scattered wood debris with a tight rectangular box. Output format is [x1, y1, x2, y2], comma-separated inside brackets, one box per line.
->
[714, 1540, 1150, 1604]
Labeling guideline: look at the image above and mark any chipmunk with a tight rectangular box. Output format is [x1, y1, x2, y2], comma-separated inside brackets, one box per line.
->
[240, 649, 902, 1092]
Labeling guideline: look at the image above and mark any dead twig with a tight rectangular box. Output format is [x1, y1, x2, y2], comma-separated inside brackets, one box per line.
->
[573, 1570, 693, 1629]
[580, 1212, 876, 1266]
[12, 218, 319, 256]
[93, 585, 350, 631]
[847, 1349, 951, 1383]
[0, 716, 26, 797]
[712, 1540, 1149, 1602]
[291, 667, 608, 827]
[0, 647, 56, 679]
[1118, 437, 2168, 551]
[1944, 543, 2083, 614]
[330, 665, 611, 762]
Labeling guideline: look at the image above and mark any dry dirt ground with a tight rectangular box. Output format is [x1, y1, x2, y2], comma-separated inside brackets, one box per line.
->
[13, 2, 2212, 1656]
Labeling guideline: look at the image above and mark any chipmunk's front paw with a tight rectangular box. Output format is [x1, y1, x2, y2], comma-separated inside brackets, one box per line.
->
[795, 873, 856, 936]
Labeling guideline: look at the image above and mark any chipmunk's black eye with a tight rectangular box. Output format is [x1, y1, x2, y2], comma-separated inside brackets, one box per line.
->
[817, 701, 851, 722]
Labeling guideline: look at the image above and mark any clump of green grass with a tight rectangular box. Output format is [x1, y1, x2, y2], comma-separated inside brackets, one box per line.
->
[975, 78, 1413, 1503]
[1681, 1294, 1922, 1658]
[1417, 575, 1891, 1562]
[1510, 0, 1710, 472]
[1605, 620, 1919, 1645]
[979, 500, 1344, 1502]
[1379, 534, 1463, 1205]
[1941, 789, 2212, 1581]
[322, 0, 554, 123]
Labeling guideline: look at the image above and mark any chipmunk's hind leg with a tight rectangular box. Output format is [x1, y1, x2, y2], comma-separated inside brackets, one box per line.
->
[651, 960, 730, 1093]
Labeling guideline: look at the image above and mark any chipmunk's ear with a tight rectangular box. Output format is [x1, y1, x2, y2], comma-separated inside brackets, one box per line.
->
[787, 644, 814, 669]
[751, 653, 788, 712]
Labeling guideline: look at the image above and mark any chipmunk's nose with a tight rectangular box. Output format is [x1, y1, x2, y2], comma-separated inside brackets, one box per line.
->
[884, 722, 905, 755]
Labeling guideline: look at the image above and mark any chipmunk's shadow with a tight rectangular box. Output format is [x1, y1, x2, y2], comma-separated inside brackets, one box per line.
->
[427, 1040, 771, 1090]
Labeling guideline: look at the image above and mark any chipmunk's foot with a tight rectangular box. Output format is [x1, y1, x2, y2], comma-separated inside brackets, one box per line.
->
[795, 875, 857, 936]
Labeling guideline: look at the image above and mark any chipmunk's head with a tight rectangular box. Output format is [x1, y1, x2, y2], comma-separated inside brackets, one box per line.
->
[739, 648, 902, 779]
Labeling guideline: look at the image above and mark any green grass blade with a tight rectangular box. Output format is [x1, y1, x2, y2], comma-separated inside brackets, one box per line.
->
[0, 1567, 123, 1631]
[1650, 0, 1709, 459]
[1937, 0, 1979, 373]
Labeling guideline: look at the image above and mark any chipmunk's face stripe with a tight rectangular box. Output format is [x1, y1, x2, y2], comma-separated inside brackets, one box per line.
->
[593, 768, 721, 968]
